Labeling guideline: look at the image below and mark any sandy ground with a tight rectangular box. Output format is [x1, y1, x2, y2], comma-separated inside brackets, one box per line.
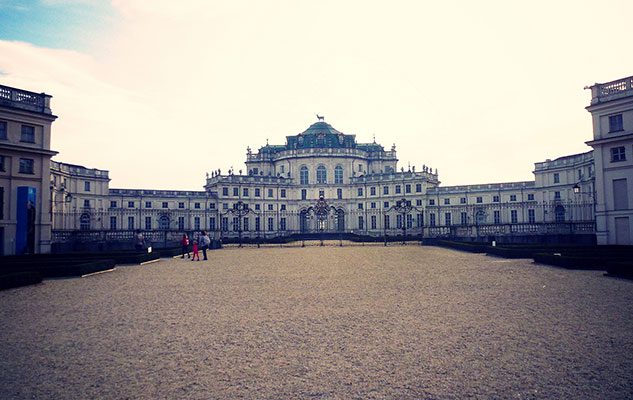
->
[1, 245, 632, 399]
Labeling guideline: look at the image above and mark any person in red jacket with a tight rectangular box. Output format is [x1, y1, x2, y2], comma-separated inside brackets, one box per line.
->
[181, 234, 190, 259]
[191, 240, 200, 261]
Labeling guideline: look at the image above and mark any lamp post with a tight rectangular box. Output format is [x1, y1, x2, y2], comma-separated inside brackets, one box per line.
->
[573, 182, 597, 231]
[223, 200, 252, 247]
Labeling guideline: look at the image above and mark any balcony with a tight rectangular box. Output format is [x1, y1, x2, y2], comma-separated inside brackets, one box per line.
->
[0, 84, 53, 114]
[588, 76, 633, 105]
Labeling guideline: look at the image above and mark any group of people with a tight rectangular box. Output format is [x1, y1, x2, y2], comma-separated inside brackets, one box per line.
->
[181, 231, 211, 261]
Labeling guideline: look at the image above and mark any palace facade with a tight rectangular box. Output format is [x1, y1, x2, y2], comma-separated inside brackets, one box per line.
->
[2, 75, 632, 254]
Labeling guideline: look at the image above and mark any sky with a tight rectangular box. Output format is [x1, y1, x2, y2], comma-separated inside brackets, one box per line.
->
[1, 0, 632, 190]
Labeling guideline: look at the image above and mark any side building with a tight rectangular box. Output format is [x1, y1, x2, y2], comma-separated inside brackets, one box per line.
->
[586, 76, 633, 245]
[0, 84, 57, 255]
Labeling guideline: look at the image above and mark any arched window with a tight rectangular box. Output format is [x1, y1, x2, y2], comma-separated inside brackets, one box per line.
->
[79, 213, 90, 230]
[300, 166, 309, 185]
[159, 214, 170, 230]
[334, 165, 343, 184]
[316, 165, 327, 184]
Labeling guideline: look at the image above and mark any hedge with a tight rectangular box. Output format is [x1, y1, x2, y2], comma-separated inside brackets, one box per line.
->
[435, 240, 488, 253]
[1, 259, 116, 277]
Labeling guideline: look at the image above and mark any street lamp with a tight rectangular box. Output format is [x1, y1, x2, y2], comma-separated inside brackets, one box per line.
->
[573, 182, 597, 227]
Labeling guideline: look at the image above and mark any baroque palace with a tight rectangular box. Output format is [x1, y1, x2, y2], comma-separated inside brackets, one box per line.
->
[1, 76, 632, 255]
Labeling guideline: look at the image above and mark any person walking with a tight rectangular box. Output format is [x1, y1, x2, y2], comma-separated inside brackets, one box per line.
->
[191, 240, 200, 261]
[200, 231, 211, 261]
[181, 234, 190, 259]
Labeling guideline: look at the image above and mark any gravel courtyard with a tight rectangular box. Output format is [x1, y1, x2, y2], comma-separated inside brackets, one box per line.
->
[1, 245, 632, 399]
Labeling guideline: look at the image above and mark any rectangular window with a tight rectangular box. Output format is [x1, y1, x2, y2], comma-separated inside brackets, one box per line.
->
[194, 217, 200, 230]
[178, 202, 184, 209]
[128, 216, 134, 230]
[110, 201, 117, 208]
[267, 217, 274, 231]
[178, 217, 185, 230]
[301, 189, 307, 200]
[396, 214, 402, 229]
[494, 210, 501, 224]
[371, 202, 376, 209]
[267, 204, 273, 211]
[461, 212, 467, 225]
[84, 181, 91, 192]
[0, 121, 6, 139]
[383, 186, 389, 195]
[0, 155, 5, 171]
[358, 188, 363, 196]
[209, 203, 215, 209]
[416, 213, 423, 228]
[611, 146, 626, 162]
[221, 217, 228, 231]
[280, 189, 286, 198]
[384, 201, 389, 208]
[416, 199, 422, 206]
[553, 173, 560, 184]
[406, 214, 413, 229]
[358, 203, 363, 210]
[145, 201, 152, 208]
[210, 217, 216, 231]
[337, 188, 343, 199]
[371, 215, 377, 229]
[128, 201, 135, 208]
[395, 185, 401, 194]
[110, 216, 116, 230]
[232, 217, 239, 231]
[493, 195, 500, 203]
[255, 188, 261, 197]
[145, 217, 152, 230]
[609, 114, 624, 132]
[0, 187, 4, 220]
[384, 214, 390, 229]
[243, 188, 249, 197]
[511, 210, 518, 224]
[223, 203, 229, 209]
[429, 213, 436, 227]
[458, 197, 465, 204]
[476, 196, 483, 204]
[255, 204, 260, 211]
[19, 158, 34, 174]
[528, 209, 535, 223]
[222, 187, 228, 196]
[510, 194, 517, 202]
[405, 184, 411, 194]
[20, 125, 35, 143]
[527, 194, 535, 201]
[370, 187, 376, 196]
[554, 191, 561, 200]
[280, 217, 286, 231]
[280, 204, 286, 211]
[444, 198, 450, 205]
[613, 179, 629, 211]
[83, 199, 90, 208]
[444, 213, 451, 226]
[233, 187, 239, 196]
[162, 202, 168, 208]
[194, 202, 201, 209]
[415, 183, 422, 193]
[429, 199, 435, 205]
[268, 188, 273, 198]
[255, 217, 260, 231]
